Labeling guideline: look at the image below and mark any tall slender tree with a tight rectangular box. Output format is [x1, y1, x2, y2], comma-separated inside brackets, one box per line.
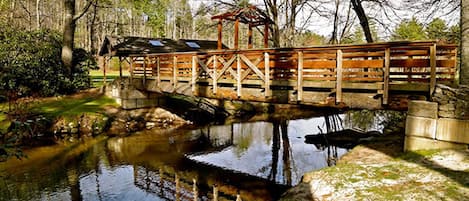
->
[62, 0, 93, 76]
[350, 0, 373, 43]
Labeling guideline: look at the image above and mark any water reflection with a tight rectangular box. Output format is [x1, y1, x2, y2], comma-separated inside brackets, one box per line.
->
[0, 110, 397, 201]
[187, 118, 349, 186]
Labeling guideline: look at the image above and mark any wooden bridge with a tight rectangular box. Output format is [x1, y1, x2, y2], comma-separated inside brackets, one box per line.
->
[123, 41, 457, 109]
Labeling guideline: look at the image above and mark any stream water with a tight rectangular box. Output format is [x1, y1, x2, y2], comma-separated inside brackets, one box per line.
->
[0, 111, 390, 201]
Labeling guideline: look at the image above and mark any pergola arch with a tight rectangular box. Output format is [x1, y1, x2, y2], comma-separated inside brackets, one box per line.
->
[211, 5, 274, 49]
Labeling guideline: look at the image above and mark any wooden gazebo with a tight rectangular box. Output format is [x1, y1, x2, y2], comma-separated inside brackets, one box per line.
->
[211, 5, 273, 49]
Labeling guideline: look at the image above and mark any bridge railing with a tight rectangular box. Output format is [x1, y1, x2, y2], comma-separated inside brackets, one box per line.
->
[129, 41, 457, 105]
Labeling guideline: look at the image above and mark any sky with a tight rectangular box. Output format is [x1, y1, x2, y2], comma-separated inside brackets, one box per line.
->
[189, 0, 460, 39]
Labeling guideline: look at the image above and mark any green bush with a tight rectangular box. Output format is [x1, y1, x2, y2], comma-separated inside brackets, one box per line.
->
[0, 25, 95, 100]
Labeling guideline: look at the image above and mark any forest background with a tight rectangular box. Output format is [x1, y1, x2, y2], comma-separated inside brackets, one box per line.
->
[0, 0, 463, 100]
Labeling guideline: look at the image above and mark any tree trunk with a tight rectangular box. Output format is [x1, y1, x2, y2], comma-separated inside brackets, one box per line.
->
[89, 1, 98, 55]
[461, 0, 469, 85]
[62, 0, 76, 76]
[264, 0, 280, 47]
[36, 0, 41, 29]
[330, 0, 340, 44]
[351, 0, 373, 43]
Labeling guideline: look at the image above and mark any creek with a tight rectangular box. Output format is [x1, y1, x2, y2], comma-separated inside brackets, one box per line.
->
[0, 110, 394, 201]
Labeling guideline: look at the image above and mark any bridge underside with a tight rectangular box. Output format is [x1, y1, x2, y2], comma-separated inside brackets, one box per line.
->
[108, 41, 457, 110]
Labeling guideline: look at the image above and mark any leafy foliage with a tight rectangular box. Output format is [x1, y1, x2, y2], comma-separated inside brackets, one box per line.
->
[392, 17, 427, 41]
[391, 17, 459, 44]
[426, 18, 448, 41]
[0, 24, 93, 102]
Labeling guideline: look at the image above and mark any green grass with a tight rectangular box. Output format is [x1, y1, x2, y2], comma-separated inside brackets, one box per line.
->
[89, 70, 128, 87]
[89, 70, 129, 76]
[31, 94, 118, 120]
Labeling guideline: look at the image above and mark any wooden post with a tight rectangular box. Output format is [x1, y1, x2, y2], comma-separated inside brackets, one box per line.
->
[213, 55, 218, 94]
[453, 46, 458, 85]
[336, 49, 343, 103]
[156, 57, 161, 86]
[118, 56, 123, 78]
[237, 54, 242, 97]
[383, 48, 391, 105]
[129, 56, 134, 84]
[264, 52, 271, 97]
[264, 22, 269, 48]
[192, 55, 197, 95]
[430, 44, 437, 95]
[234, 18, 239, 49]
[143, 56, 147, 87]
[248, 24, 253, 49]
[217, 20, 223, 50]
[297, 51, 304, 102]
[103, 56, 107, 86]
[173, 55, 178, 90]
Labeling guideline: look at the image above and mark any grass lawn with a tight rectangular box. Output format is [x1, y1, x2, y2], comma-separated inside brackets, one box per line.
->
[30, 91, 118, 120]
[89, 70, 128, 87]
[89, 70, 129, 76]
[0, 90, 118, 133]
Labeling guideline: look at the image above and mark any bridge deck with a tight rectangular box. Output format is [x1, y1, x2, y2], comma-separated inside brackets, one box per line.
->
[126, 41, 457, 108]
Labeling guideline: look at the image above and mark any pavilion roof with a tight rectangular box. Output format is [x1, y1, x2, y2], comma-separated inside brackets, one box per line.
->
[211, 5, 274, 26]
[99, 36, 227, 57]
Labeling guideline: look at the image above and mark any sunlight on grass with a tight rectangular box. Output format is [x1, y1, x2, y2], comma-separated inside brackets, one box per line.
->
[32, 94, 117, 119]
[89, 70, 129, 76]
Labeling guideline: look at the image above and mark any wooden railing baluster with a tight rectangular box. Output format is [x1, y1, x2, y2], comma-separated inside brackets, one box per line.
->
[213, 55, 218, 94]
[336, 49, 343, 104]
[430, 44, 437, 95]
[192, 55, 197, 94]
[384, 48, 391, 105]
[143, 56, 147, 86]
[297, 51, 304, 102]
[173, 55, 177, 91]
[264, 52, 271, 97]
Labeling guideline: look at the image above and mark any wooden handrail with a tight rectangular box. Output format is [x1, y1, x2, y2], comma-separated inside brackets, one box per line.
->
[127, 41, 457, 106]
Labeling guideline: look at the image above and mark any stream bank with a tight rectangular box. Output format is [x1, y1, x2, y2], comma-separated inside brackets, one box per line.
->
[280, 130, 469, 201]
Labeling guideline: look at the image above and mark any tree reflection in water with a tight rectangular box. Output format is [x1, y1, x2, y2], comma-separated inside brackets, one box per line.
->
[3, 110, 400, 201]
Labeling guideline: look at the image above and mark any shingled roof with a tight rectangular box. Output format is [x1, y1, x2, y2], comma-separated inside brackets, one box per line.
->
[99, 36, 228, 57]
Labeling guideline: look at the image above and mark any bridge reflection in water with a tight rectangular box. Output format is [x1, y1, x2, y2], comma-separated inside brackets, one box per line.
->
[106, 116, 360, 201]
